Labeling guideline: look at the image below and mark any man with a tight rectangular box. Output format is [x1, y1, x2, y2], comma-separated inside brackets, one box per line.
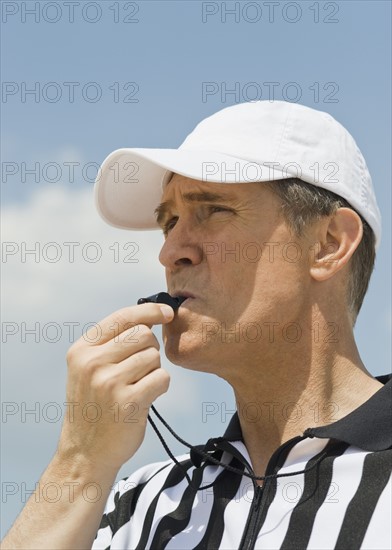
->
[2, 101, 391, 549]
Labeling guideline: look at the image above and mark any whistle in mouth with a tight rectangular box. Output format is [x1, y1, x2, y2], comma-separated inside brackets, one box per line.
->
[137, 292, 187, 311]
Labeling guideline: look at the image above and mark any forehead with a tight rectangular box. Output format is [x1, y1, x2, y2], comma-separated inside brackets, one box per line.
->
[155, 174, 283, 229]
[161, 173, 246, 201]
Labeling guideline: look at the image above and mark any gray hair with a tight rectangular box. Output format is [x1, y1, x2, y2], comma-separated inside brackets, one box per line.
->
[264, 178, 376, 324]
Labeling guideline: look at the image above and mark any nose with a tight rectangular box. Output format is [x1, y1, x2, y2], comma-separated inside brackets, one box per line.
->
[159, 218, 203, 271]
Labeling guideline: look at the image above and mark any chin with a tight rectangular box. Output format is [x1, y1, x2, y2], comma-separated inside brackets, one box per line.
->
[163, 333, 198, 365]
[162, 312, 235, 373]
[163, 331, 216, 373]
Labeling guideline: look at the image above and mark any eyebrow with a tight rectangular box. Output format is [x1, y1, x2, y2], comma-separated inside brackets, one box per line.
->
[154, 191, 235, 226]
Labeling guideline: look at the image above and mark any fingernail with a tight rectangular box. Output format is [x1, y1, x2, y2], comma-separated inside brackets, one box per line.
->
[160, 305, 174, 320]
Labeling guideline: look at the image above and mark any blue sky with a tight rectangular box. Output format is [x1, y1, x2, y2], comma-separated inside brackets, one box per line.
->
[1, 0, 391, 537]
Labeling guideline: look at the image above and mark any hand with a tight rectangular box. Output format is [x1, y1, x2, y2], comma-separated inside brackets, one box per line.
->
[57, 303, 174, 473]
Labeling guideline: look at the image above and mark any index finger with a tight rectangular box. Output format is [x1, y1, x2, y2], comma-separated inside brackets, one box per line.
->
[81, 302, 174, 346]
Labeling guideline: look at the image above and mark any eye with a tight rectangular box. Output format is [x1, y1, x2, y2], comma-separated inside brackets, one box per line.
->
[162, 217, 178, 236]
[208, 205, 233, 215]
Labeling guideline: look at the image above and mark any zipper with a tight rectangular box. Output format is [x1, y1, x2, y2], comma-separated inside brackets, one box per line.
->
[237, 435, 304, 550]
[238, 484, 264, 550]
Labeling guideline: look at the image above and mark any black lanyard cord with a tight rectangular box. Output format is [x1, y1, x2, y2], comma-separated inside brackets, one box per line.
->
[147, 405, 328, 489]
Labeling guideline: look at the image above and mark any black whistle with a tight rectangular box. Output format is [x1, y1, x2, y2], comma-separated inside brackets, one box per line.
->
[137, 292, 187, 311]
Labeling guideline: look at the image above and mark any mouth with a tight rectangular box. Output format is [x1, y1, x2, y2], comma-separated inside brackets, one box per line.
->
[171, 292, 196, 306]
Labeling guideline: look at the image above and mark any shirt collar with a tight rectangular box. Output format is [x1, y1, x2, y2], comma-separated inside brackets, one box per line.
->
[222, 374, 392, 452]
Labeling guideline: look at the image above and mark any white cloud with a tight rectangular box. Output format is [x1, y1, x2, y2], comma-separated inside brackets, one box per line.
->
[2, 185, 166, 317]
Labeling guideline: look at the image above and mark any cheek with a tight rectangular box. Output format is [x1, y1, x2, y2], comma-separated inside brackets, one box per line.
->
[252, 244, 311, 311]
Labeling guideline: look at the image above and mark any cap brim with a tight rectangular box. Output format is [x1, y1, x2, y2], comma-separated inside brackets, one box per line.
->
[94, 148, 290, 230]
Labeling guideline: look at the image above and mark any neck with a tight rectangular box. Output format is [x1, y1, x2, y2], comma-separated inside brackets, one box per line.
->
[221, 316, 383, 479]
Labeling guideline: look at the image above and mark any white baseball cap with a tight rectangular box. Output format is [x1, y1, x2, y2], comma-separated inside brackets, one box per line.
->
[94, 101, 381, 247]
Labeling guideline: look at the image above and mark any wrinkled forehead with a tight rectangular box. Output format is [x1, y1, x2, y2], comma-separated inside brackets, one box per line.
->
[161, 172, 249, 202]
[163, 172, 211, 195]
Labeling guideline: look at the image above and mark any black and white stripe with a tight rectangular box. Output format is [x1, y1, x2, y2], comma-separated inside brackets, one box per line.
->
[92, 374, 391, 550]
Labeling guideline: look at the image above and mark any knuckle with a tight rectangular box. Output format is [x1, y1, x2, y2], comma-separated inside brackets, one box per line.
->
[144, 346, 161, 366]
[132, 346, 160, 372]
[66, 346, 90, 375]
[66, 347, 75, 364]
[66, 342, 80, 364]
[157, 369, 170, 390]
[134, 324, 151, 340]
[119, 324, 149, 346]
[160, 368, 170, 382]
[83, 355, 102, 376]
[91, 371, 116, 393]
[118, 328, 139, 346]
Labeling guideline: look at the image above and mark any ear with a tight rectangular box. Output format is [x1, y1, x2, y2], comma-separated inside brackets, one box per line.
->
[310, 208, 363, 282]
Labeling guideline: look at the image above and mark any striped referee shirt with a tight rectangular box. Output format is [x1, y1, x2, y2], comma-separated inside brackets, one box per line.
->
[92, 374, 391, 550]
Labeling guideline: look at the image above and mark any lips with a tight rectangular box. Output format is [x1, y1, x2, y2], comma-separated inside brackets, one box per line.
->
[171, 291, 196, 300]
[170, 291, 197, 308]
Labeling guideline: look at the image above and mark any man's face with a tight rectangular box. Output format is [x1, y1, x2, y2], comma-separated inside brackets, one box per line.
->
[157, 174, 312, 375]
